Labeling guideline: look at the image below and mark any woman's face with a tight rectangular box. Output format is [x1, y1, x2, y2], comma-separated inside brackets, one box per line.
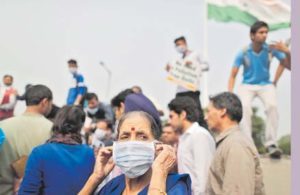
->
[118, 115, 154, 142]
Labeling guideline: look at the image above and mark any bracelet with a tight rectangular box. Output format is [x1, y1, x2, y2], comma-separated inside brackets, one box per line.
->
[149, 187, 167, 195]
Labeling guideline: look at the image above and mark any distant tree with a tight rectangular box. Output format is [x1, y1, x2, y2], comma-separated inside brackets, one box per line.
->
[278, 134, 291, 155]
[251, 107, 266, 154]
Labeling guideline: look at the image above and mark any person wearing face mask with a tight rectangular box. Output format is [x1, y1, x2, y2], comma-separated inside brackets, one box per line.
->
[82, 93, 114, 144]
[79, 111, 192, 195]
[66, 59, 87, 106]
[165, 36, 208, 129]
[84, 93, 114, 124]
[0, 85, 53, 195]
[0, 75, 18, 121]
[91, 120, 114, 149]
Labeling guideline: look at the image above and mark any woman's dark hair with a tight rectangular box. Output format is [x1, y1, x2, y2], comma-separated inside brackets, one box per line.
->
[168, 96, 199, 122]
[250, 21, 269, 34]
[209, 92, 243, 123]
[117, 111, 161, 140]
[52, 106, 86, 135]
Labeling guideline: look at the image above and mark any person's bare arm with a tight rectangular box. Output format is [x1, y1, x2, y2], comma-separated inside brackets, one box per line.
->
[228, 67, 239, 92]
[273, 64, 285, 86]
[74, 94, 83, 106]
[270, 41, 291, 70]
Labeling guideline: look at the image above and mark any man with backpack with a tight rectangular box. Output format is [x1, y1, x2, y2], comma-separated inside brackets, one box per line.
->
[228, 21, 289, 159]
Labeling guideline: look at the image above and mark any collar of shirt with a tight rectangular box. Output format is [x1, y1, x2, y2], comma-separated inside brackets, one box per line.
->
[180, 122, 199, 139]
[249, 43, 269, 52]
[215, 125, 239, 146]
[22, 112, 44, 118]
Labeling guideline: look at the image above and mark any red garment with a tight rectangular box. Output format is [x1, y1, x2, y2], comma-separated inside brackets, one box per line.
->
[0, 88, 16, 120]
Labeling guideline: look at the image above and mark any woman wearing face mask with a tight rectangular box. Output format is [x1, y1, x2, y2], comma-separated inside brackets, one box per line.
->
[79, 111, 191, 195]
[19, 106, 95, 195]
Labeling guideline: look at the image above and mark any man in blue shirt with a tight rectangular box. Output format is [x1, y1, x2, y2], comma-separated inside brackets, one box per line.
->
[66, 59, 87, 105]
[228, 21, 289, 159]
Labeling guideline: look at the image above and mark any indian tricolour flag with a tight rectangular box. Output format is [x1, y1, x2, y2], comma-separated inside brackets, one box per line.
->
[207, 0, 290, 31]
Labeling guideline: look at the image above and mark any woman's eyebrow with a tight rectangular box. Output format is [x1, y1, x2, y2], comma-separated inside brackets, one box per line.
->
[119, 131, 130, 135]
[135, 130, 149, 134]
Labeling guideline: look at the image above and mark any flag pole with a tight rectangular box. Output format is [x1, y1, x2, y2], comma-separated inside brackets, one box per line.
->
[201, 0, 209, 108]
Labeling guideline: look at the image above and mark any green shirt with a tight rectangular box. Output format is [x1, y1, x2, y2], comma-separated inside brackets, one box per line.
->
[0, 112, 52, 195]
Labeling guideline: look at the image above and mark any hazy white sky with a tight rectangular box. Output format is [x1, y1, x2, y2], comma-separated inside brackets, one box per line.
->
[0, 0, 291, 137]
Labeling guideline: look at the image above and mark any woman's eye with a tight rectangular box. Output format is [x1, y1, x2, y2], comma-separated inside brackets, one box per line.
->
[138, 135, 148, 140]
[120, 135, 129, 140]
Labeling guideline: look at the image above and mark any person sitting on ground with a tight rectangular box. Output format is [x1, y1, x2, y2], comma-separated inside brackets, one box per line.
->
[19, 106, 95, 195]
[79, 111, 191, 195]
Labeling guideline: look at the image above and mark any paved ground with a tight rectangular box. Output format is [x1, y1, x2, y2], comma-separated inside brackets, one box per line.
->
[260, 156, 291, 195]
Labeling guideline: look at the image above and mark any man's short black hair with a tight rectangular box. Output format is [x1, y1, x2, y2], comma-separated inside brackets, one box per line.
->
[68, 59, 77, 65]
[3, 74, 13, 81]
[168, 96, 199, 122]
[209, 92, 243, 123]
[111, 88, 134, 108]
[250, 21, 269, 34]
[24, 85, 53, 106]
[174, 36, 186, 44]
[85, 93, 99, 101]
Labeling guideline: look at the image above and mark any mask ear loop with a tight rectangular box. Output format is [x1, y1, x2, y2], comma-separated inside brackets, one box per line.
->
[153, 140, 163, 159]
[153, 140, 163, 147]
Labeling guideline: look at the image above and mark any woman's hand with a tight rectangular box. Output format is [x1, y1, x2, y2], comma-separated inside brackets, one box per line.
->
[79, 147, 115, 195]
[93, 146, 115, 179]
[148, 144, 176, 195]
[152, 144, 176, 177]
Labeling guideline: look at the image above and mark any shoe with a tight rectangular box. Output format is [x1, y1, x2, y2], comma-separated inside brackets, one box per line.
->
[266, 145, 282, 159]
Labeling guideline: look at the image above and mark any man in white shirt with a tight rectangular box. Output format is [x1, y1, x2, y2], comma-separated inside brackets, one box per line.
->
[166, 36, 208, 128]
[168, 96, 215, 195]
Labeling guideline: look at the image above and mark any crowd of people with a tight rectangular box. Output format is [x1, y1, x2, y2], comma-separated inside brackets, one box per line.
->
[0, 20, 291, 195]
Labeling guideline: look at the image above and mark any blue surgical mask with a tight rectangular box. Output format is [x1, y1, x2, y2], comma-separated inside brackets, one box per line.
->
[113, 141, 155, 178]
